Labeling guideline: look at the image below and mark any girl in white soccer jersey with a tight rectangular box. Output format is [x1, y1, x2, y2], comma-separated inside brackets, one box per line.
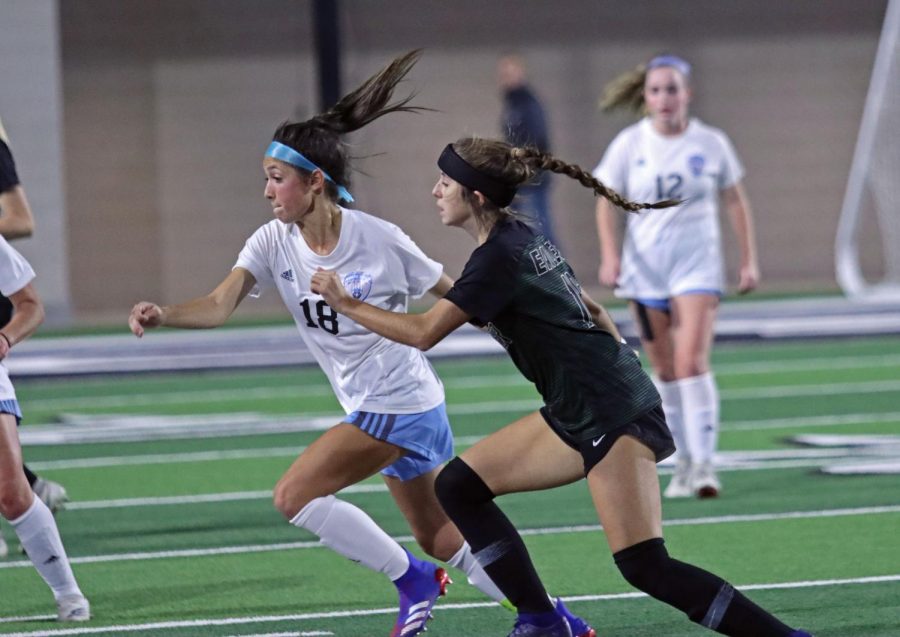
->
[128, 51, 592, 637]
[594, 54, 760, 499]
[0, 236, 90, 621]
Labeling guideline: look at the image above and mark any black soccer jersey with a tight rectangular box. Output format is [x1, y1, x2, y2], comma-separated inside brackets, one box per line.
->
[445, 218, 660, 442]
[0, 123, 20, 326]
[0, 135, 20, 194]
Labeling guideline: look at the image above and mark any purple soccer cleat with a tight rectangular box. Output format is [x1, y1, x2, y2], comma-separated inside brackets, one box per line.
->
[390, 548, 451, 637]
[508, 610, 573, 637]
[554, 598, 597, 637]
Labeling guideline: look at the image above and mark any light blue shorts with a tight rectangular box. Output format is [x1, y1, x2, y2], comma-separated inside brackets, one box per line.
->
[0, 398, 22, 424]
[343, 402, 454, 481]
[635, 288, 722, 312]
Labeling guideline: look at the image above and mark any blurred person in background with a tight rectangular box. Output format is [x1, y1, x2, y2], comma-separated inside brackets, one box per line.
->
[497, 54, 558, 249]
[0, 232, 90, 620]
[127, 51, 593, 637]
[593, 54, 760, 499]
[0, 115, 70, 559]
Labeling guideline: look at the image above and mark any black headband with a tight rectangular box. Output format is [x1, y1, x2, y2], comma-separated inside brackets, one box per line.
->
[437, 144, 517, 208]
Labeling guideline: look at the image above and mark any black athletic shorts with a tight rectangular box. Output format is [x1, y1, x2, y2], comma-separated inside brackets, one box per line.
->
[540, 404, 676, 476]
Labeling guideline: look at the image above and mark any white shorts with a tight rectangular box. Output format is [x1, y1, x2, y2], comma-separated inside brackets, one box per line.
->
[615, 231, 724, 300]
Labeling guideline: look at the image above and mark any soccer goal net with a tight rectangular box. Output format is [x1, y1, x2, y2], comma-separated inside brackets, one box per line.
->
[835, 0, 900, 300]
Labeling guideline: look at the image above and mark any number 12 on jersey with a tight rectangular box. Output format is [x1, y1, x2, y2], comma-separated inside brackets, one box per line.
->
[656, 173, 683, 201]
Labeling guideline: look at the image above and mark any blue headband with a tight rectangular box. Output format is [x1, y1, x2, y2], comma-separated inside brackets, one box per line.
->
[647, 55, 691, 77]
[265, 141, 354, 203]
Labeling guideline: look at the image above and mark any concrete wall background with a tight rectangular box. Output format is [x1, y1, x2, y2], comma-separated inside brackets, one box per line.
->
[0, 0, 70, 321]
[1, 0, 891, 322]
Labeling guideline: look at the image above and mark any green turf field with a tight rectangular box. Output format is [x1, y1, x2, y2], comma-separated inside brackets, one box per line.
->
[1, 335, 899, 636]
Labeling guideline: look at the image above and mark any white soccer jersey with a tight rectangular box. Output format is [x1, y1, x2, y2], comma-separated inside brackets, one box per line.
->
[593, 117, 744, 299]
[235, 208, 445, 414]
[0, 235, 36, 400]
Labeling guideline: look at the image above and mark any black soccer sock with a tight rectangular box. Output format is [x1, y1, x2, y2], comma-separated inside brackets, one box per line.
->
[435, 457, 554, 613]
[614, 538, 795, 637]
[23, 464, 38, 488]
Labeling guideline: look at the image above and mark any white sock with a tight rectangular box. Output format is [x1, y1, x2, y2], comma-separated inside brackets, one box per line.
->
[654, 376, 691, 464]
[9, 497, 82, 599]
[447, 541, 505, 603]
[290, 495, 409, 581]
[677, 372, 720, 465]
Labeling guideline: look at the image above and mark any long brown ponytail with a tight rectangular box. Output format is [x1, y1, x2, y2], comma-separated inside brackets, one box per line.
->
[272, 50, 429, 200]
[451, 138, 678, 214]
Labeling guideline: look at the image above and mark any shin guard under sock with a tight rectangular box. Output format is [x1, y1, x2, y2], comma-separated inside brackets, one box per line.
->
[291, 495, 409, 580]
[447, 541, 506, 603]
[435, 457, 552, 613]
[614, 538, 794, 636]
[10, 498, 81, 599]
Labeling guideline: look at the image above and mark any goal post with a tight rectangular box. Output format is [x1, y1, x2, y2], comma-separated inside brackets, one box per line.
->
[835, 0, 900, 300]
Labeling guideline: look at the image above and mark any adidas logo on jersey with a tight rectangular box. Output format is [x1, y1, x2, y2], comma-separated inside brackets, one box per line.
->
[280, 269, 295, 282]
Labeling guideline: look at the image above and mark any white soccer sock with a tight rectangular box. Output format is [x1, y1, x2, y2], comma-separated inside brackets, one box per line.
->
[290, 495, 409, 581]
[9, 497, 82, 599]
[447, 541, 505, 603]
[654, 376, 691, 463]
[677, 372, 720, 465]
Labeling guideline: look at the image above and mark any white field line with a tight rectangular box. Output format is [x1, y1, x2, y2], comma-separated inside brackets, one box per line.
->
[53, 452, 879, 511]
[1, 505, 897, 571]
[27, 420, 900, 473]
[29, 448, 310, 470]
[22, 349, 900, 412]
[18, 401, 900, 447]
[63, 483, 386, 510]
[725, 411, 900, 431]
[1, 575, 898, 635]
[720, 378, 900, 399]
[713, 353, 900, 375]
[221, 633, 334, 636]
[444, 382, 900, 414]
[21, 375, 898, 412]
[50, 453, 895, 510]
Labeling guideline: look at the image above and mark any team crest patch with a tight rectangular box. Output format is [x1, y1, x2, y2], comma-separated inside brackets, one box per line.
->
[280, 269, 295, 282]
[343, 271, 373, 301]
[688, 154, 705, 177]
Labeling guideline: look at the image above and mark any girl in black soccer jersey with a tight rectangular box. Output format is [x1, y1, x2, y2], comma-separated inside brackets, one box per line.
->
[311, 138, 813, 637]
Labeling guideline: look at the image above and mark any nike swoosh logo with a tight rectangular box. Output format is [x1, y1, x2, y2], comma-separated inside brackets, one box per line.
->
[592, 435, 606, 447]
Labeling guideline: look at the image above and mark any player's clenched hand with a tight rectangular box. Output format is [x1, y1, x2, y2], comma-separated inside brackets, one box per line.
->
[310, 268, 352, 312]
[737, 262, 760, 295]
[128, 302, 164, 337]
[598, 257, 620, 288]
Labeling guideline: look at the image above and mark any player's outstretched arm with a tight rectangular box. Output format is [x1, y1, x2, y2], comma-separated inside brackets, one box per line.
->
[128, 268, 257, 337]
